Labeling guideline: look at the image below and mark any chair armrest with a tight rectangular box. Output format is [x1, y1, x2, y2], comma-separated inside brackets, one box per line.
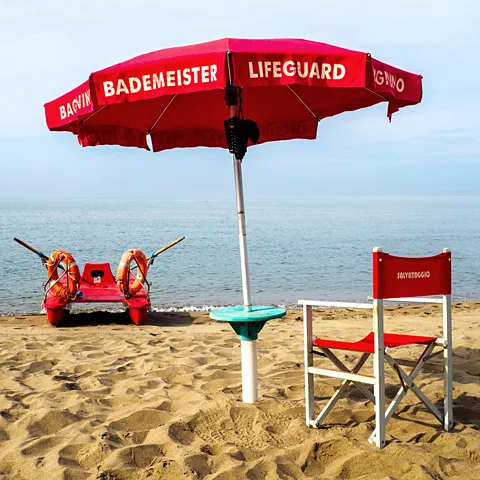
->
[298, 300, 372, 309]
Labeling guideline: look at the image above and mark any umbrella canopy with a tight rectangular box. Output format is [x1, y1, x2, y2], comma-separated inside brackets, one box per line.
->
[45, 38, 422, 153]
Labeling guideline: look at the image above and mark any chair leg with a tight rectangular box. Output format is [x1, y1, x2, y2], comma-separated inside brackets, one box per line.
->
[304, 304, 315, 427]
[315, 352, 371, 426]
[370, 342, 435, 443]
[373, 299, 386, 448]
[443, 293, 453, 431]
[320, 349, 374, 404]
[444, 341, 453, 431]
[384, 354, 444, 424]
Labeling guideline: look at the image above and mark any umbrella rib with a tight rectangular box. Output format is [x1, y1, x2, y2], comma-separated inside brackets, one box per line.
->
[287, 86, 320, 122]
[147, 95, 178, 135]
[78, 105, 106, 126]
[226, 51, 233, 84]
[364, 87, 388, 101]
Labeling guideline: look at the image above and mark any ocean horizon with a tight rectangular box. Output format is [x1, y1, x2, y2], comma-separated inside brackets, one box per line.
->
[1, 195, 479, 315]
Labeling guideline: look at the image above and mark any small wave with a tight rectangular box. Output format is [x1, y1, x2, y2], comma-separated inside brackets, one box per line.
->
[151, 303, 301, 312]
[151, 305, 216, 313]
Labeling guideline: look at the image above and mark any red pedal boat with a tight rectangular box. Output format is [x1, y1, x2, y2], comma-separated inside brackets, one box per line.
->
[14, 236, 184, 327]
[43, 262, 150, 326]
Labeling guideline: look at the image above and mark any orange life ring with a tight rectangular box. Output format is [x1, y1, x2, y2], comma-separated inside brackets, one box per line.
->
[117, 249, 149, 297]
[46, 250, 81, 301]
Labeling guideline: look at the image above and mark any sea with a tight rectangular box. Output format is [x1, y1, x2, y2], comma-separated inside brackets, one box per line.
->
[0, 196, 479, 315]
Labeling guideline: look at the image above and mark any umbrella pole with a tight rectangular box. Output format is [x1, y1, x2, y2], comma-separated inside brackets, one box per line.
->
[233, 153, 257, 402]
[226, 94, 260, 403]
[233, 154, 253, 312]
[241, 336, 258, 402]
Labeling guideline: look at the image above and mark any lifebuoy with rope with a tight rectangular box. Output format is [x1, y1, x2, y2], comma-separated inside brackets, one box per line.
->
[45, 250, 81, 301]
[117, 249, 149, 298]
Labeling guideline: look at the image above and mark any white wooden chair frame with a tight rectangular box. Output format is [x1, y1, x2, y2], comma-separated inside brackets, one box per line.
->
[301, 248, 453, 448]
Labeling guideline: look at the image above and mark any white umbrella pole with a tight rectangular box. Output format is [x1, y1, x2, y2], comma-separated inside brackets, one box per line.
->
[233, 154, 253, 312]
[228, 99, 256, 402]
[241, 338, 258, 402]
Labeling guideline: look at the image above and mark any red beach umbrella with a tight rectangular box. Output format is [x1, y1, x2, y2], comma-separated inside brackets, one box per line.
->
[45, 38, 422, 403]
[44, 38, 422, 316]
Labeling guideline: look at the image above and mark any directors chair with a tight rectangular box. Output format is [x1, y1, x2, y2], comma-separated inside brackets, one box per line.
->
[300, 248, 453, 448]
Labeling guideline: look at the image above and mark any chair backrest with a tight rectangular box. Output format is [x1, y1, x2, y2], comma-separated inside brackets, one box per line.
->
[373, 249, 451, 300]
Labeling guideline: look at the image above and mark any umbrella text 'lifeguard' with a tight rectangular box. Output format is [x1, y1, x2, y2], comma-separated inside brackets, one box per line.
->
[248, 61, 346, 80]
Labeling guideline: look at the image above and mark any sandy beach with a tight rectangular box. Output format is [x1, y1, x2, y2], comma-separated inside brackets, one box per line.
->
[0, 302, 479, 479]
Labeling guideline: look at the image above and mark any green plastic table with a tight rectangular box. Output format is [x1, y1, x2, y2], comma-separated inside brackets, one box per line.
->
[210, 305, 286, 340]
[210, 305, 286, 402]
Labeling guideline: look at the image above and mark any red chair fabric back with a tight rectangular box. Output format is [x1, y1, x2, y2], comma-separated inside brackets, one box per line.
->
[373, 251, 451, 299]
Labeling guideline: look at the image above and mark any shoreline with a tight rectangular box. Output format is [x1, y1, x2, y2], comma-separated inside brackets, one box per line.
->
[0, 299, 480, 325]
[2, 299, 480, 320]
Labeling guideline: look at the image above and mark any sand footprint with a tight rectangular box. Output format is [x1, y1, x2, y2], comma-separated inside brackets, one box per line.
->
[27, 409, 80, 436]
[58, 444, 107, 477]
[20, 435, 65, 457]
[337, 450, 414, 479]
[246, 459, 286, 480]
[188, 408, 225, 445]
[194, 405, 272, 450]
[184, 453, 213, 478]
[103, 444, 166, 469]
[167, 420, 197, 445]
[24, 359, 59, 374]
[108, 409, 172, 433]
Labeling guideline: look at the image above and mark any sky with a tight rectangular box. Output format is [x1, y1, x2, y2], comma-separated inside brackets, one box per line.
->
[0, 0, 479, 198]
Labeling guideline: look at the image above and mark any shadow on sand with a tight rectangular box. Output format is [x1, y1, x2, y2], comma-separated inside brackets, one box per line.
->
[57, 310, 210, 328]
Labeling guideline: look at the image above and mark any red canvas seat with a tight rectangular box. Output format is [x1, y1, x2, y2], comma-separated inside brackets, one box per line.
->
[301, 247, 453, 448]
[313, 332, 437, 353]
